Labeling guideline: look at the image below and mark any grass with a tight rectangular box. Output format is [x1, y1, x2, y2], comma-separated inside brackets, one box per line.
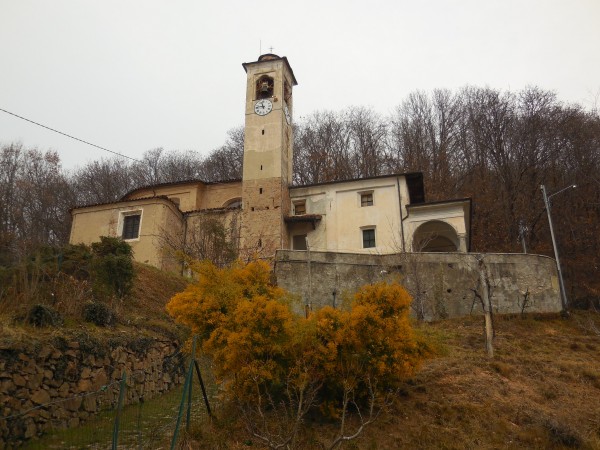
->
[22, 381, 192, 449]
[352, 311, 600, 450]
[0, 262, 189, 342]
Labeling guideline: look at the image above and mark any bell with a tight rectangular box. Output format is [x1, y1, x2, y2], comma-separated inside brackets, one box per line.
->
[260, 82, 270, 93]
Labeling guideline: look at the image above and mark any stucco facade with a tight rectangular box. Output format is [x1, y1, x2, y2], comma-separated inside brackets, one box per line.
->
[69, 54, 471, 270]
[70, 197, 183, 270]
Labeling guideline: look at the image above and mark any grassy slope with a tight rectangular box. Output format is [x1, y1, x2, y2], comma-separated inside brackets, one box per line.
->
[4, 265, 600, 449]
[0, 262, 188, 345]
[354, 313, 600, 450]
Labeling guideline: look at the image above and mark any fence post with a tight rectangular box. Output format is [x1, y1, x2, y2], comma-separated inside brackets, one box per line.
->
[171, 337, 196, 450]
[194, 360, 212, 417]
[112, 370, 127, 450]
[186, 337, 197, 431]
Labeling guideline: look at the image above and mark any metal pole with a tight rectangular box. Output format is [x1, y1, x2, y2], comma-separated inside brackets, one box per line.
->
[112, 371, 127, 450]
[171, 339, 196, 450]
[186, 336, 197, 432]
[194, 360, 212, 417]
[541, 185, 568, 311]
[306, 237, 311, 316]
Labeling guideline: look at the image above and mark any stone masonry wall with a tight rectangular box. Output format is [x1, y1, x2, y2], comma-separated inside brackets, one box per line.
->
[0, 334, 183, 447]
[275, 251, 561, 320]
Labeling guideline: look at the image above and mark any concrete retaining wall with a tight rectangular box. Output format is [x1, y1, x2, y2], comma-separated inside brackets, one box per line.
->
[275, 251, 561, 320]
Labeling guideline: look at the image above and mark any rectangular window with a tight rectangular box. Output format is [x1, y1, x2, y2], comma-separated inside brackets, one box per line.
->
[361, 192, 373, 207]
[294, 201, 306, 215]
[122, 214, 141, 240]
[362, 229, 376, 248]
[293, 234, 307, 250]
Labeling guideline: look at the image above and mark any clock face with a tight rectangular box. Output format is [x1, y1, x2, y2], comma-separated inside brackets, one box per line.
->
[254, 99, 273, 116]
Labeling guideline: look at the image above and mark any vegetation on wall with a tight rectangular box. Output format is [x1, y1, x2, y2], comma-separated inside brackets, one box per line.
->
[160, 215, 239, 268]
[166, 260, 430, 448]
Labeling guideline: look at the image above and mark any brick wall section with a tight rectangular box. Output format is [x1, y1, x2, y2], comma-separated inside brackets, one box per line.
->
[240, 177, 288, 258]
[274, 251, 562, 320]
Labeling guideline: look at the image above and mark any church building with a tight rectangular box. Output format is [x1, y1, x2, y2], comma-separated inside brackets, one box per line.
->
[69, 54, 471, 270]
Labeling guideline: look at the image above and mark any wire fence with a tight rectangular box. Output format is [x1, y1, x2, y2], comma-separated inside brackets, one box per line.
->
[2, 338, 215, 449]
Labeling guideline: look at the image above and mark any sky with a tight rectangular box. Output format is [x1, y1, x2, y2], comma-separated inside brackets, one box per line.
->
[1, 0, 599, 171]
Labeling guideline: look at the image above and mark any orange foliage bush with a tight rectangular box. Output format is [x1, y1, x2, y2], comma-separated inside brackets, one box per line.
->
[166, 260, 429, 415]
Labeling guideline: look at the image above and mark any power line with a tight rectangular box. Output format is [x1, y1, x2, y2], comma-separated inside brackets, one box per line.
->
[0, 107, 143, 163]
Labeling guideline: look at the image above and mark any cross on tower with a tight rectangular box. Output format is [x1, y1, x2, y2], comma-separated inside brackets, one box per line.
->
[269, 46, 274, 53]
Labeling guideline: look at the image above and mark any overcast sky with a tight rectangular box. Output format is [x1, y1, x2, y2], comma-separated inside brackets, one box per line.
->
[1, 0, 599, 170]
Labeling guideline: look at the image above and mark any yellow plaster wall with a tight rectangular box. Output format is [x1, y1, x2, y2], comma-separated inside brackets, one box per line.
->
[127, 183, 201, 212]
[289, 176, 406, 254]
[197, 182, 242, 209]
[70, 199, 183, 270]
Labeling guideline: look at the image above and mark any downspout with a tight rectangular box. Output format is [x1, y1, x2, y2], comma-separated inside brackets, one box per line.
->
[181, 213, 188, 276]
[396, 177, 406, 252]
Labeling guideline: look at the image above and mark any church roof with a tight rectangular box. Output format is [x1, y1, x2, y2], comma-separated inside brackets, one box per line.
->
[120, 178, 242, 201]
[70, 195, 183, 214]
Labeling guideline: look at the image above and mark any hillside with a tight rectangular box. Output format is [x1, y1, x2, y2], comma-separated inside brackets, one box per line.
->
[0, 262, 188, 344]
[190, 312, 600, 449]
[3, 262, 600, 449]
[342, 313, 600, 449]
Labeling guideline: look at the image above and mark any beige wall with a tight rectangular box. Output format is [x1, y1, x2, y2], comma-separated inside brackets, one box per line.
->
[289, 176, 407, 254]
[126, 181, 242, 213]
[197, 182, 242, 210]
[240, 57, 295, 258]
[70, 198, 183, 271]
[127, 183, 201, 212]
[242, 58, 295, 184]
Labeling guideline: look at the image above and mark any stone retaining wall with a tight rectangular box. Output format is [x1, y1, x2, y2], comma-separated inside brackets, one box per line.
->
[275, 251, 561, 320]
[0, 333, 183, 447]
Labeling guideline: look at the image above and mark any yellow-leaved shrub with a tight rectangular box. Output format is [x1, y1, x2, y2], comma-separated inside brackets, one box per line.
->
[166, 260, 429, 416]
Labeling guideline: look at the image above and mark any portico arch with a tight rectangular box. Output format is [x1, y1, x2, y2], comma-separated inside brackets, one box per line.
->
[412, 220, 460, 252]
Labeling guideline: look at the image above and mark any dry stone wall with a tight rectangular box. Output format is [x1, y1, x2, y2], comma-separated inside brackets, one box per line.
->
[275, 251, 562, 320]
[0, 333, 183, 447]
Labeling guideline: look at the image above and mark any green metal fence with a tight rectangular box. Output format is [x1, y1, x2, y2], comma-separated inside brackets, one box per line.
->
[2, 337, 214, 449]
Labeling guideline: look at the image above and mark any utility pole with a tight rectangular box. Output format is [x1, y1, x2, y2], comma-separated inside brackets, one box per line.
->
[540, 184, 576, 312]
[306, 236, 311, 317]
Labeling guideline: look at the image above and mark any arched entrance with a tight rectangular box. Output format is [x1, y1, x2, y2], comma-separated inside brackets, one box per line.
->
[412, 220, 460, 252]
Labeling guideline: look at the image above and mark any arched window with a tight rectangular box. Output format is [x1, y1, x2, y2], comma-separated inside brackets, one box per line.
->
[256, 75, 274, 100]
[223, 198, 242, 208]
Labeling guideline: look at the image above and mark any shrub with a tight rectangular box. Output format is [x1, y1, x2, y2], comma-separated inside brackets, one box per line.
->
[83, 302, 115, 326]
[167, 260, 430, 447]
[91, 237, 134, 299]
[27, 304, 63, 327]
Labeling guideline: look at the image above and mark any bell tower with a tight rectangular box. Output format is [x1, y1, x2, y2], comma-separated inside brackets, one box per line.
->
[240, 54, 297, 258]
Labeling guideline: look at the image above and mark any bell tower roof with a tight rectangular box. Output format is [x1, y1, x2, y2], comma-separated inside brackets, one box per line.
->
[242, 54, 298, 86]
